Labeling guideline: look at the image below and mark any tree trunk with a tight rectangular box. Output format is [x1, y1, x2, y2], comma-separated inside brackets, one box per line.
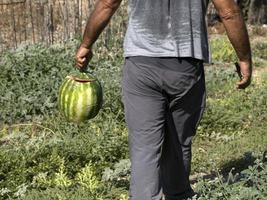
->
[247, 0, 267, 24]
[207, 0, 267, 25]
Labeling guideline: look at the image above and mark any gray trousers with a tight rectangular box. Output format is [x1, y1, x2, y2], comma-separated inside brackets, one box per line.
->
[121, 56, 206, 200]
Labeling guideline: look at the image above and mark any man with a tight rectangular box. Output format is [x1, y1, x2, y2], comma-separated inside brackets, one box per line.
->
[75, 0, 252, 199]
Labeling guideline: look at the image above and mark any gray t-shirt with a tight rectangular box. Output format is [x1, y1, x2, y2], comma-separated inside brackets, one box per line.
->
[123, 0, 211, 63]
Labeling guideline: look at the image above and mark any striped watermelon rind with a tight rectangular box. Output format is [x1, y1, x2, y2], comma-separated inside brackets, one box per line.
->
[58, 72, 103, 123]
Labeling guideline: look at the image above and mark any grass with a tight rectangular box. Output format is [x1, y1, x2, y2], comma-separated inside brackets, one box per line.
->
[0, 31, 266, 199]
[209, 34, 267, 67]
[191, 55, 267, 174]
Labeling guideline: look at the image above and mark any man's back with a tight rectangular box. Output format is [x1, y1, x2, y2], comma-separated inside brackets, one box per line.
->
[124, 0, 210, 63]
[76, 0, 252, 198]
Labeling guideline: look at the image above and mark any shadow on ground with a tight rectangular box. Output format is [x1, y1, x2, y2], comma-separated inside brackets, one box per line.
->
[190, 151, 266, 184]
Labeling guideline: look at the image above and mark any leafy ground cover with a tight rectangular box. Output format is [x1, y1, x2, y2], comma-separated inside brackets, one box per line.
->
[0, 33, 266, 199]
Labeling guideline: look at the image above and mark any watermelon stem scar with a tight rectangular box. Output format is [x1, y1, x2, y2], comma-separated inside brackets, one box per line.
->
[66, 75, 96, 83]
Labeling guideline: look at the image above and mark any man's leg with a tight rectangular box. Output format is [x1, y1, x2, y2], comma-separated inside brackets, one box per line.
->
[122, 58, 167, 200]
[161, 59, 206, 200]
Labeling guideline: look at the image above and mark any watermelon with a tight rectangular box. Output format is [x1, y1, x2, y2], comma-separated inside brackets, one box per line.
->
[58, 72, 103, 123]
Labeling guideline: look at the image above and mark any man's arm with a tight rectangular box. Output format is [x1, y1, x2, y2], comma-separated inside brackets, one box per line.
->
[212, 0, 252, 89]
[75, 0, 122, 69]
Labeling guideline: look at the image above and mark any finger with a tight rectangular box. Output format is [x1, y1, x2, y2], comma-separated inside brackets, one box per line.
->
[236, 77, 251, 89]
[75, 59, 83, 67]
[76, 59, 85, 68]
[76, 63, 83, 69]
[235, 63, 242, 80]
[237, 80, 249, 88]
[76, 57, 86, 67]
[76, 56, 85, 64]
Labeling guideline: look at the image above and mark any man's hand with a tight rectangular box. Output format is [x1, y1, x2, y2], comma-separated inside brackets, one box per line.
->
[74, 0, 122, 71]
[235, 61, 252, 89]
[75, 45, 93, 71]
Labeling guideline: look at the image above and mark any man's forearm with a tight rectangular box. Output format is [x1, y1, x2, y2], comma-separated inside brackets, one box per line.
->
[213, 0, 252, 63]
[81, 0, 121, 49]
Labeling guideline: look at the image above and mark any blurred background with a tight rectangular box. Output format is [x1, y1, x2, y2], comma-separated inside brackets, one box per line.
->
[0, 0, 266, 199]
[0, 0, 266, 51]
